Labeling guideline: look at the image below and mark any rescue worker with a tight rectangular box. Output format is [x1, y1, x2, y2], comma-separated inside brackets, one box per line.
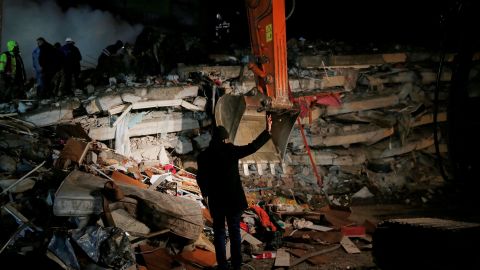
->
[61, 37, 82, 95]
[97, 40, 124, 80]
[0, 40, 26, 102]
[32, 43, 43, 96]
[37, 37, 63, 98]
[196, 115, 273, 270]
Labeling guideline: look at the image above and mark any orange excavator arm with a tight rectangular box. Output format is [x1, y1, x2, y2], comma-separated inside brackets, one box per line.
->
[245, 0, 293, 110]
[215, 0, 299, 161]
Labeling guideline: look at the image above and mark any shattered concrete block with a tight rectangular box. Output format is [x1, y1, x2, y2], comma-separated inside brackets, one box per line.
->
[193, 96, 207, 111]
[121, 92, 143, 103]
[145, 85, 199, 100]
[0, 155, 17, 173]
[132, 145, 162, 161]
[193, 133, 211, 149]
[84, 99, 101, 114]
[21, 101, 79, 127]
[97, 94, 124, 111]
[175, 136, 193, 154]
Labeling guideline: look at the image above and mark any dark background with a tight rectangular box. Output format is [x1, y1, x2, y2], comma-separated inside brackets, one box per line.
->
[56, 0, 465, 49]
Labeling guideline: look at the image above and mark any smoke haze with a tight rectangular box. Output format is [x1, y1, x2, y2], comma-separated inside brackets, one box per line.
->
[2, 0, 143, 77]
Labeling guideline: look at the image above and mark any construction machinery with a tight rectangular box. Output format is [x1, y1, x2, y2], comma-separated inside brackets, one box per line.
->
[215, 0, 299, 165]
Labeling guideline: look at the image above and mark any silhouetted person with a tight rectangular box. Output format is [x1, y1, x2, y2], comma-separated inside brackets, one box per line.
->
[61, 37, 82, 95]
[32, 43, 42, 95]
[196, 115, 273, 270]
[37, 37, 63, 98]
[97, 40, 123, 81]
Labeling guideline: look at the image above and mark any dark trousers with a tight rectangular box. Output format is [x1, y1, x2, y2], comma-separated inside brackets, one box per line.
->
[211, 209, 243, 270]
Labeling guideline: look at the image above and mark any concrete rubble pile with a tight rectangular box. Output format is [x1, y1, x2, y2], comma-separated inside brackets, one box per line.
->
[0, 39, 461, 269]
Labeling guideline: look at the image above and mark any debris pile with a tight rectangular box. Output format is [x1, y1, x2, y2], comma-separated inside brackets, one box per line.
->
[0, 39, 462, 268]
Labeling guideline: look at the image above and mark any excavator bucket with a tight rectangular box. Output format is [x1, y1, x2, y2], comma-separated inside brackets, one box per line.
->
[215, 93, 299, 163]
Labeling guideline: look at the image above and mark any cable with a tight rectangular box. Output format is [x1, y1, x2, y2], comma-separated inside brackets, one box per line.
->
[433, 51, 449, 182]
[286, 0, 296, 20]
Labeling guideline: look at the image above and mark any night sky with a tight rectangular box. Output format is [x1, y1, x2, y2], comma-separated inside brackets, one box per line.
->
[58, 0, 457, 45]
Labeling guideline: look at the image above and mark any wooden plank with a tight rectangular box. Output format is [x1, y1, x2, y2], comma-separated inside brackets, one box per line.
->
[289, 244, 341, 267]
[340, 236, 361, 254]
[274, 248, 290, 267]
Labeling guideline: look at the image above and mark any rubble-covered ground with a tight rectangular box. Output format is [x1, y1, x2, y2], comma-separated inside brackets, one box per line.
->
[1, 37, 480, 269]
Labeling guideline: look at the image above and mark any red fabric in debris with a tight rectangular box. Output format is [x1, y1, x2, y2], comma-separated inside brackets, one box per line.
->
[316, 93, 342, 107]
[294, 93, 342, 118]
[240, 222, 249, 233]
[250, 205, 276, 232]
[163, 164, 177, 174]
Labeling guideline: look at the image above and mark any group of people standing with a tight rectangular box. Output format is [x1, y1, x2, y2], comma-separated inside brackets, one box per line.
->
[0, 37, 126, 103]
[0, 37, 81, 102]
[33, 37, 82, 99]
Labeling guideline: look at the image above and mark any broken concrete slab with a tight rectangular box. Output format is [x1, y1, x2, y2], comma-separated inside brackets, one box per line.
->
[131, 100, 203, 111]
[310, 124, 394, 147]
[366, 132, 434, 159]
[177, 65, 253, 80]
[290, 148, 366, 166]
[143, 85, 199, 100]
[85, 86, 199, 114]
[193, 133, 211, 149]
[20, 101, 80, 127]
[175, 136, 193, 154]
[298, 53, 407, 68]
[88, 112, 200, 141]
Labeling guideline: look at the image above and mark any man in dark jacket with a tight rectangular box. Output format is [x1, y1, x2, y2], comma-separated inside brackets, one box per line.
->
[97, 40, 123, 80]
[37, 37, 63, 98]
[197, 115, 272, 270]
[61, 37, 82, 95]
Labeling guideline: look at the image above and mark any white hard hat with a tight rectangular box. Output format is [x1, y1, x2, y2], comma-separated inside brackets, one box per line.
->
[65, 37, 74, 43]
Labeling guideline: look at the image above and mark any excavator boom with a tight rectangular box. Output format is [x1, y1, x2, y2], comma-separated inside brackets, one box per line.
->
[245, 0, 292, 109]
[215, 0, 299, 163]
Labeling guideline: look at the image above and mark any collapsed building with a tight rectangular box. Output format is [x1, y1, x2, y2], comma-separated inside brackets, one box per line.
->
[2, 0, 480, 267]
[2, 37, 479, 269]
